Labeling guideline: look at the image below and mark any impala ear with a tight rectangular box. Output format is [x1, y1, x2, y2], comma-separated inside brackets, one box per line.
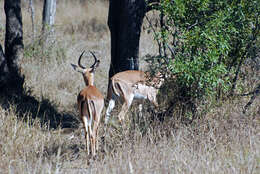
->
[71, 63, 85, 73]
[71, 63, 77, 70]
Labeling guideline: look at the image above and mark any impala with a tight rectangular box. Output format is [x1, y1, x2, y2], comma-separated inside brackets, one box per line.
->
[105, 70, 164, 124]
[71, 51, 104, 156]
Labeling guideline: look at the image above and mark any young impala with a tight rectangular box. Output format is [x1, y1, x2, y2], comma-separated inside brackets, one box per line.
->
[105, 70, 164, 124]
[71, 51, 104, 156]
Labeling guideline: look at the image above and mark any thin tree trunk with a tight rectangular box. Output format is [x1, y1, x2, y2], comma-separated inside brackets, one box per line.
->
[29, 0, 35, 42]
[42, 0, 56, 48]
[4, 0, 24, 87]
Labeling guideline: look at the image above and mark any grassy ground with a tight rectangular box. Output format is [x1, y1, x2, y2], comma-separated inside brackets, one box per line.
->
[0, 0, 259, 173]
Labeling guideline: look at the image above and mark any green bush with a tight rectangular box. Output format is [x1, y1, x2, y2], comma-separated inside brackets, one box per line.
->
[148, 0, 259, 118]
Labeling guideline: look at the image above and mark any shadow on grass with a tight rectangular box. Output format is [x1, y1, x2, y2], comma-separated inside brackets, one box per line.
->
[0, 82, 80, 130]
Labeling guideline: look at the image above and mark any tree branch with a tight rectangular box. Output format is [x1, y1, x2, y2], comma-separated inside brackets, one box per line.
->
[243, 83, 260, 113]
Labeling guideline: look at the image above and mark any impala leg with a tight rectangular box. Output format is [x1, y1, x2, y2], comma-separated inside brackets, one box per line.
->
[88, 125, 94, 156]
[105, 99, 115, 124]
[93, 120, 99, 155]
[88, 116, 95, 156]
[91, 133, 95, 157]
[138, 104, 143, 124]
[96, 109, 103, 152]
[118, 102, 127, 123]
[82, 116, 90, 155]
[93, 110, 101, 155]
[118, 94, 134, 123]
[148, 89, 159, 107]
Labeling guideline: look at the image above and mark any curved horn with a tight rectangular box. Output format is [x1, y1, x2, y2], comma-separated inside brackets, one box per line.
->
[89, 51, 98, 68]
[78, 50, 86, 69]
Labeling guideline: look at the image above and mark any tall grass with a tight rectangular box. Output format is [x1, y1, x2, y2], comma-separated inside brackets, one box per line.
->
[1, 100, 259, 173]
[0, 0, 259, 173]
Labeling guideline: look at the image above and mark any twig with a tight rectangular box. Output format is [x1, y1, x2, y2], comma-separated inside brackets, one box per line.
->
[187, 20, 198, 30]
[243, 83, 260, 113]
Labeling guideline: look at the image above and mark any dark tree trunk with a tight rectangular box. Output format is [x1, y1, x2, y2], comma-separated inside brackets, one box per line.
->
[0, 44, 9, 85]
[108, 0, 147, 78]
[4, 0, 24, 86]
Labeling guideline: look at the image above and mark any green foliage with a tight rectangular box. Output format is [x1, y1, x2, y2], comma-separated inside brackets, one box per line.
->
[151, 0, 259, 111]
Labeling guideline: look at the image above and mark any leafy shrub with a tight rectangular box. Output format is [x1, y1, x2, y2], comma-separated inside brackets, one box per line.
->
[148, 0, 260, 118]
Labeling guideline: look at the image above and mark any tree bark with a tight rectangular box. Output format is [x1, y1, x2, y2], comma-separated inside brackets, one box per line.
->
[4, 0, 24, 86]
[108, 0, 147, 78]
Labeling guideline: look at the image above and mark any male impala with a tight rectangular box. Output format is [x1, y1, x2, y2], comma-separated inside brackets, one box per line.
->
[105, 70, 163, 124]
[71, 51, 104, 156]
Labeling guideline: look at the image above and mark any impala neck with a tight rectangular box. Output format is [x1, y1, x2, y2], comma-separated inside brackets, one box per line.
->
[83, 73, 94, 86]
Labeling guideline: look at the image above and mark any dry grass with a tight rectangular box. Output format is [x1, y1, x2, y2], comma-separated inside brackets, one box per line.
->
[0, 100, 259, 173]
[0, 0, 259, 173]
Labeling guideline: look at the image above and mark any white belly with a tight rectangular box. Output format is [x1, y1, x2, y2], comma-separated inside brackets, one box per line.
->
[134, 93, 147, 100]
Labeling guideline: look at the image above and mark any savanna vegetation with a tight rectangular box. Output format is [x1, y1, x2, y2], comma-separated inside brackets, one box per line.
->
[0, 0, 259, 173]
